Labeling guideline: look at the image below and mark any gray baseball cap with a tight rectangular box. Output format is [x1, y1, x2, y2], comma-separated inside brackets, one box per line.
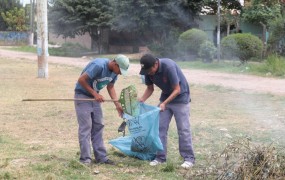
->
[115, 54, 130, 76]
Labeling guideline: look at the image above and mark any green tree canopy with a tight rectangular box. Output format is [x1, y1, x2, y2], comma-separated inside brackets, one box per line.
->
[111, 0, 204, 45]
[203, 0, 242, 15]
[0, 0, 22, 30]
[1, 7, 28, 31]
[242, 0, 282, 26]
[49, 0, 113, 50]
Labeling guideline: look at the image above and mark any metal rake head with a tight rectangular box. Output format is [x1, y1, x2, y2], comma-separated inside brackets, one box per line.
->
[118, 85, 139, 117]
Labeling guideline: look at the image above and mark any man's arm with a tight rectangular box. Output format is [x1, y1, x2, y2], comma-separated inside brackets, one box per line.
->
[107, 83, 123, 117]
[78, 73, 104, 102]
[139, 84, 154, 102]
[160, 84, 180, 111]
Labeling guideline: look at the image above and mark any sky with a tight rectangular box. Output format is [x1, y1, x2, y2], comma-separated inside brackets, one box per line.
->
[20, 0, 31, 6]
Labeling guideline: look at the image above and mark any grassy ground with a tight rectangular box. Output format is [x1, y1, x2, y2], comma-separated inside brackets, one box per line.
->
[1, 57, 285, 179]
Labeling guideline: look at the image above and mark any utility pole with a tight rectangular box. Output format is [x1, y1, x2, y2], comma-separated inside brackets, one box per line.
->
[217, 0, 221, 62]
[37, 0, 49, 78]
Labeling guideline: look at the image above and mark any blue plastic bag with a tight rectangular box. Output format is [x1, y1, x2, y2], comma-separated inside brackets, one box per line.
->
[109, 103, 163, 160]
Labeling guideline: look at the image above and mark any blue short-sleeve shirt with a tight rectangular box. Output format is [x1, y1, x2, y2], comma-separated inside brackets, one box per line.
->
[144, 58, 190, 104]
[74, 58, 118, 97]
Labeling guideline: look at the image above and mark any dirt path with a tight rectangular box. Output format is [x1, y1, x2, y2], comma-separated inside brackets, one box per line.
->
[1, 48, 285, 96]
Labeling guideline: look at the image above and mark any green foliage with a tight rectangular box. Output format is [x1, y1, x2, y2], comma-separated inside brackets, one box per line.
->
[221, 33, 263, 62]
[256, 54, 285, 77]
[203, 0, 242, 15]
[49, 0, 205, 53]
[111, 0, 203, 33]
[111, 0, 203, 47]
[48, 42, 90, 57]
[242, 0, 281, 26]
[177, 28, 208, 56]
[268, 17, 285, 55]
[48, 0, 113, 50]
[198, 40, 217, 63]
[1, 7, 28, 31]
[160, 162, 175, 172]
[0, 0, 21, 30]
[147, 28, 181, 57]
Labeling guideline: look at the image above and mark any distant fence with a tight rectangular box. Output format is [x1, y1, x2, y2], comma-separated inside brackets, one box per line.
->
[0, 31, 29, 46]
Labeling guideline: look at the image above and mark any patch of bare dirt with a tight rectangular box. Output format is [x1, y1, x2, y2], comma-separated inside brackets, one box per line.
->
[1, 47, 285, 96]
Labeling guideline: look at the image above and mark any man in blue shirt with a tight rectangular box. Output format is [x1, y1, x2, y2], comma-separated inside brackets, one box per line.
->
[74, 54, 129, 165]
[139, 54, 195, 169]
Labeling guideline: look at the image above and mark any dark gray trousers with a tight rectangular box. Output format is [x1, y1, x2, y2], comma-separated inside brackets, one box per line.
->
[155, 102, 195, 163]
[74, 93, 107, 163]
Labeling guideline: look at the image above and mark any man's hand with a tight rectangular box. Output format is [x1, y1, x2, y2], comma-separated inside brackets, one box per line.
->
[138, 98, 144, 103]
[159, 102, 166, 111]
[93, 93, 104, 102]
[116, 105, 124, 117]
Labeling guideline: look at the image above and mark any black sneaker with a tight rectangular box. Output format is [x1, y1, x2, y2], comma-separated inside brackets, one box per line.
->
[102, 159, 116, 165]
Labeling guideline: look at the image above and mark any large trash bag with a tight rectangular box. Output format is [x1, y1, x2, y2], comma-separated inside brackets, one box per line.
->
[109, 103, 163, 160]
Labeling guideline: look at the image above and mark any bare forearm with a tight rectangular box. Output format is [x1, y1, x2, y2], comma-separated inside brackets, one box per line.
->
[107, 85, 120, 107]
[78, 75, 98, 97]
[140, 85, 154, 102]
[162, 85, 180, 105]
[162, 89, 180, 105]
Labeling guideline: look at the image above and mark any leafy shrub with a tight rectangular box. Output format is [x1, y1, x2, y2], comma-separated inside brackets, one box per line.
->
[221, 33, 263, 63]
[177, 28, 208, 57]
[148, 28, 180, 58]
[49, 42, 90, 57]
[268, 17, 285, 56]
[198, 40, 217, 63]
[257, 54, 285, 76]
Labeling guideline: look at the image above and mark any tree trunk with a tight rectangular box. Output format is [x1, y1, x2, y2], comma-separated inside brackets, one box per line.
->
[29, 0, 34, 46]
[260, 22, 267, 58]
[227, 23, 230, 36]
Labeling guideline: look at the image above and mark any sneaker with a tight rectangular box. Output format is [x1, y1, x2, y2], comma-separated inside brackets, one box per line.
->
[149, 160, 162, 166]
[101, 159, 116, 165]
[181, 161, 194, 169]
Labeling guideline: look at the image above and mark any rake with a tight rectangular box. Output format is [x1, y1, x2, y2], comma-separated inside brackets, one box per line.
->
[22, 85, 140, 116]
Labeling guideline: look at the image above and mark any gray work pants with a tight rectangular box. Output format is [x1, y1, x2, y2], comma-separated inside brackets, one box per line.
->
[74, 93, 107, 163]
[155, 102, 195, 163]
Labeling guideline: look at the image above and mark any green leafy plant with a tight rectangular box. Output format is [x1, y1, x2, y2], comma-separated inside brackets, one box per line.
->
[1, 7, 28, 31]
[198, 40, 217, 63]
[268, 17, 285, 55]
[258, 54, 285, 76]
[221, 33, 263, 63]
[48, 42, 90, 57]
[177, 28, 208, 57]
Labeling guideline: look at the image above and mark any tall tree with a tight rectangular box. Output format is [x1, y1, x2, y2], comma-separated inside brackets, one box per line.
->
[242, 0, 282, 54]
[0, 0, 22, 30]
[203, 0, 242, 15]
[267, 0, 285, 55]
[1, 7, 28, 31]
[49, 0, 113, 51]
[111, 0, 204, 46]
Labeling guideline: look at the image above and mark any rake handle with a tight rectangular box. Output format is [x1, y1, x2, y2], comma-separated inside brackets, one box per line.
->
[22, 98, 118, 102]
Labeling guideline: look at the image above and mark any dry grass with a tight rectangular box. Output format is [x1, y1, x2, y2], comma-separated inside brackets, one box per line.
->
[1, 57, 285, 179]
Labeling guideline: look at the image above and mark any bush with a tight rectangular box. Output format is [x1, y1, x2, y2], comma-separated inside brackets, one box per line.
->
[49, 42, 90, 57]
[268, 17, 285, 56]
[177, 28, 208, 57]
[148, 28, 180, 58]
[221, 33, 263, 63]
[198, 40, 217, 63]
[258, 54, 285, 76]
